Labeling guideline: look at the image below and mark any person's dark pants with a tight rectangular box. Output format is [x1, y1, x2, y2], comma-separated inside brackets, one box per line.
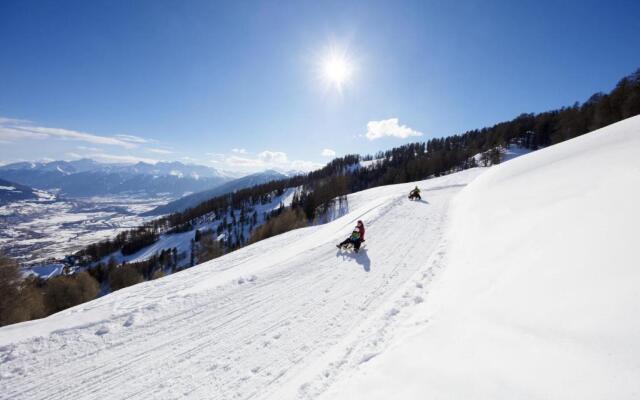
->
[339, 238, 361, 250]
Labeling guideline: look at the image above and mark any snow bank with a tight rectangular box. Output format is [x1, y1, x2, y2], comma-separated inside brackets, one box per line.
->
[324, 116, 640, 399]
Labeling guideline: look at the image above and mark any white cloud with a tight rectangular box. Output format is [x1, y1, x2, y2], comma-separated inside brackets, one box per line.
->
[321, 148, 336, 157]
[206, 153, 226, 165]
[114, 134, 151, 144]
[205, 149, 321, 173]
[206, 152, 226, 158]
[0, 125, 48, 141]
[148, 148, 173, 155]
[0, 117, 31, 125]
[258, 150, 288, 163]
[25, 126, 136, 147]
[231, 148, 247, 154]
[0, 116, 151, 149]
[76, 145, 102, 152]
[65, 152, 83, 159]
[290, 160, 324, 171]
[365, 118, 423, 140]
[226, 155, 264, 168]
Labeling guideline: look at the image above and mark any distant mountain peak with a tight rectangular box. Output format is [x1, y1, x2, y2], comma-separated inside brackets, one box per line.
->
[0, 158, 229, 178]
[0, 158, 236, 198]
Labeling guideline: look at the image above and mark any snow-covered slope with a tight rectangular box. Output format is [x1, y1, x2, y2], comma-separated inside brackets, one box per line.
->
[145, 169, 288, 216]
[103, 187, 298, 269]
[323, 116, 640, 399]
[0, 178, 39, 205]
[1, 116, 638, 400]
[0, 166, 482, 399]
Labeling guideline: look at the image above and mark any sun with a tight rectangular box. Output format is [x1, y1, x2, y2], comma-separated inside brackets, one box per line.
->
[317, 46, 354, 92]
[323, 55, 352, 87]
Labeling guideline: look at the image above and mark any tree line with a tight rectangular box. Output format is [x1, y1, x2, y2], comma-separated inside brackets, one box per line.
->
[0, 229, 227, 327]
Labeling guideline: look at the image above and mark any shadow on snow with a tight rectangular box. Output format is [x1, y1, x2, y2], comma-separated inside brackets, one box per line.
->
[336, 248, 371, 272]
[408, 198, 429, 204]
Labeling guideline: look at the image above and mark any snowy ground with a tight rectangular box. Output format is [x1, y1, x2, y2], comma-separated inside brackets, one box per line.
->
[322, 116, 640, 399]
[0, 194, 172, 264]
[1, 116, 638, 399]
[0, 167, 482, 400]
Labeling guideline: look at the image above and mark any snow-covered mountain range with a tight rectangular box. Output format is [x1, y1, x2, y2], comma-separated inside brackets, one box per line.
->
[1, 117, 638, 399]
[0, 159, 238, 197]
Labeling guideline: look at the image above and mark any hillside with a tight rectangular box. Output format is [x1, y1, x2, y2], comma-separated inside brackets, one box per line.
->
[1, 116, 639, 399]
[322, 116, 640, 399]
[34, 68, 639, 284]
[0, 178, 40, 205]
[145, 170, 288, 216]
[0, 163, 483, 399]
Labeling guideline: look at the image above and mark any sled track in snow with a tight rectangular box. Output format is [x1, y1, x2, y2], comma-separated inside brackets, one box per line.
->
[0, 170, 483, 400]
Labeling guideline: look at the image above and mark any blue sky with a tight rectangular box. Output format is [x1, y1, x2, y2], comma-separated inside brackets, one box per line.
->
[1, 0, 639, 172]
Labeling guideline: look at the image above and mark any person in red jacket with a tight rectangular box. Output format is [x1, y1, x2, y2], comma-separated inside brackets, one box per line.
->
[356, 220, 365, 242]
[336, 220, 366, 252]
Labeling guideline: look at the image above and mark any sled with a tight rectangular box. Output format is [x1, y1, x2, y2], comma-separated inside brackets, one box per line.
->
[336, 241, 366, 252]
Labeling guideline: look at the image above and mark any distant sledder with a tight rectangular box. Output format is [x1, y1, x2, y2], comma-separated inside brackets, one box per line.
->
[336, 220, 365, 253]
[408, 186, 421, 201]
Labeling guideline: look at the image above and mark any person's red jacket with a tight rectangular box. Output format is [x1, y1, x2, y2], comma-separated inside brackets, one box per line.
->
[357, 224, 365, 241]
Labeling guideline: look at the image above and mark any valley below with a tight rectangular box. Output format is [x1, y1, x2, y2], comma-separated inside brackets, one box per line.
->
[0, 193, 173, 264]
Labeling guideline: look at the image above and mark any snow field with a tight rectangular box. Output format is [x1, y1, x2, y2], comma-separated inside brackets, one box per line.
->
[322, 115, 640, 399]
[6, 115, 636, 400]
[0, 168, 483, 399]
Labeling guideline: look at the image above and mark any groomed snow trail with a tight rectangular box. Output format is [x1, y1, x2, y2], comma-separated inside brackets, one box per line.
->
[321, 115, 640, 400]
[0, 169, 483, 400]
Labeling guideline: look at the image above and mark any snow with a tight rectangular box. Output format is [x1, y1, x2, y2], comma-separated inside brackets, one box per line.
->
[0, 193, 171, 264]
[25, 263, 66, 279]
[117, 229, 195, 265]
[1, 116, 638, 399]
[358, 158, 383, 169]
[0, 185, 17, 191]
[0, 167, 482, 399]
[322, 116, 640, 399]
[501, 143, 533, 161]
[472, 144, 532, 166]
[105, 187, 301, 268]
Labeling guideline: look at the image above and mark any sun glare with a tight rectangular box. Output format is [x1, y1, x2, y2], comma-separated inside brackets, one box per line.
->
[323, 55, 352, 86]
[318, 46, 354, 92]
